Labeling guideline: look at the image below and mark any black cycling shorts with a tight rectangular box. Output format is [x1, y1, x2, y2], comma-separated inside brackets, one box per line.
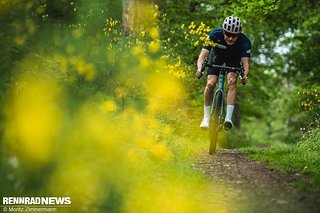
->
[207, 57, 241, 76]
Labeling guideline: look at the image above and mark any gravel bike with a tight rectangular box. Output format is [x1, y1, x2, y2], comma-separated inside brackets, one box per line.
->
[198, 46, 246, 154]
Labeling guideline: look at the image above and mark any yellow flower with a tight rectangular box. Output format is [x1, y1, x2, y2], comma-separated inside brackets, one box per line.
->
[135, 38, 142, 45]
[9, 72, 62, 165]
[36, 5, 45, 15]
[162, 125, 172, 136]
[153, 12, 159, 19]
[148, 40, 160, 53]
[69, 57, 96, 81]
[149, 27, 159, 40]
[14, 35, 26, 46]
[150, 142, 170, 160]
[139, 56, 151, 69]
[132, 45, 145, 55]
[102, 100, 117, 113]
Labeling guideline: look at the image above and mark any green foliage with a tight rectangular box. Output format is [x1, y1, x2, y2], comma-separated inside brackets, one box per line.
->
[230, 0, 320, 142]
[284, 85, 320, 142]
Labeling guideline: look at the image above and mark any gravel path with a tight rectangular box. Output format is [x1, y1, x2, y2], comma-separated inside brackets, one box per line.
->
[193, 149, 320, 213]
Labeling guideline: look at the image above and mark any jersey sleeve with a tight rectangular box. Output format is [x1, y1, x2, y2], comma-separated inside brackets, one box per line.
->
[241, 38, 251, 58]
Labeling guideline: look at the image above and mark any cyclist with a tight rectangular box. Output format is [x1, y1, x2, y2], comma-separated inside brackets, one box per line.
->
[196, 16, 251, 130]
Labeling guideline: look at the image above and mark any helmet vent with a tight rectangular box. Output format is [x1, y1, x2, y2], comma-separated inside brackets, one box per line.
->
[222, 16, 242, 34]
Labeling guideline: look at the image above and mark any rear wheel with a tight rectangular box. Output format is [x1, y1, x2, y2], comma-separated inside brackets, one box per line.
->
[209, 91, 222, 154]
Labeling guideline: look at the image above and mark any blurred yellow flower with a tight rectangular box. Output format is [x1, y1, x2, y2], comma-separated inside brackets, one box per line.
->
[146, 71, 184, 113]
[132, 45, 145, 56]
[49, 160, 102, 211]
[150, 142, 171, 160]
[14, 35, 26, 46]
[139, 55, 151, 69]
[162, 125, 172, 137]
[148, 40, 160, 53]
[9, 74, 62, 165]
[140, 31, 146, 37]
[153, 12, 159, 19]
[149, 27, 159, 40]
[102, 100, 117, 113]
[36, 5, 46, 15]
[135, 38, 142, 45]
[70, 57, 96, 81]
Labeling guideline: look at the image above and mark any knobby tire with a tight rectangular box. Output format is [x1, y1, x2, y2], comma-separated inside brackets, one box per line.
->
[209, 91, 222, 154]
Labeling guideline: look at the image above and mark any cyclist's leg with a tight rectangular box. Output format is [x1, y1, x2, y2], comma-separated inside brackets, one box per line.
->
[226, 71, 237, 105]
[205, 52, 220, 106]
[200, 69, 218, 128]
[224, 71, 238, 129]
[204, 74, 218, 106]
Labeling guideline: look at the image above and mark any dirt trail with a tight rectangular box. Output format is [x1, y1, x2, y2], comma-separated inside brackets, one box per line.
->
[193, 149, 320, 213]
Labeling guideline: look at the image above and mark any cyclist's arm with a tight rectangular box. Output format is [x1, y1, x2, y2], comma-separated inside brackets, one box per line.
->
[241, 57, 250, 77]
[196, 48, 210, 77]
[241, 57, 250, 83]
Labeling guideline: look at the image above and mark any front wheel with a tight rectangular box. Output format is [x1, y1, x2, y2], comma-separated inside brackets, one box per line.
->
[209, 91, 222, 154]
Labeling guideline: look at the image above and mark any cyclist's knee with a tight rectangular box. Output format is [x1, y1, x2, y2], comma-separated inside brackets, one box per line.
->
[205, 81, 216, 92]
[227, 76, 237, 88]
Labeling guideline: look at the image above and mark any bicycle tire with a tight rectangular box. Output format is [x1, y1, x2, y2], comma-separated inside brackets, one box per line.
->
[209, 91, 222, 154]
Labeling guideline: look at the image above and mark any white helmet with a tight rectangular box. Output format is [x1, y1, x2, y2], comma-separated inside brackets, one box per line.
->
[222, 16, 242, 34]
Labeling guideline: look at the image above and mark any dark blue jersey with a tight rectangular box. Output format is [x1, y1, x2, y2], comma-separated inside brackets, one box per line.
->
[203, 28, 251, 63]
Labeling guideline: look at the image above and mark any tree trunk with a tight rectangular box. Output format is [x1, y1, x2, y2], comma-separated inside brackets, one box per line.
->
[122, 0, 134, 35]
[122, 0, 154, 35]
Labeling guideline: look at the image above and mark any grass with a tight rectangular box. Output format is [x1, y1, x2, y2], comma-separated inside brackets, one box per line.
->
[242, 127, 320, 189]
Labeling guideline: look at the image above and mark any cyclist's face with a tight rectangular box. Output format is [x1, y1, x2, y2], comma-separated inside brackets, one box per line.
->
[223, 31, 239, 45]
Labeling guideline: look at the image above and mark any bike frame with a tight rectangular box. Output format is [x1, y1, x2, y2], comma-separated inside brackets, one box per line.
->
[212, 68, 227, 120]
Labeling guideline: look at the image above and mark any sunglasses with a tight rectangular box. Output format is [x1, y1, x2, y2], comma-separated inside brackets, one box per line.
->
[224, 31, 239, 38]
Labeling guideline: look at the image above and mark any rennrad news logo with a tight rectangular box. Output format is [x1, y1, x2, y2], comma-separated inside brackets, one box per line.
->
[1, 197, 71, 212]
[2, 197, 71, 205]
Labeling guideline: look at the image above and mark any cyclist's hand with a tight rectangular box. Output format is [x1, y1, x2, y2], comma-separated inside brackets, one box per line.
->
[196, 69, 203, 78]
[240, 74, 248, 84]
